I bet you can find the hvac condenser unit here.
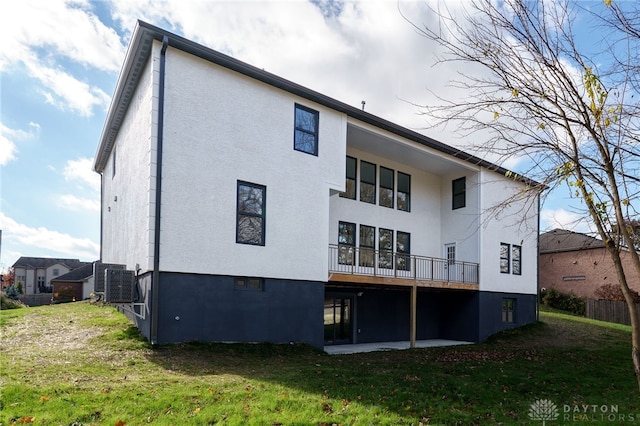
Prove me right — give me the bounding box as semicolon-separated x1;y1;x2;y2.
94;262;126;292
105;269;136;304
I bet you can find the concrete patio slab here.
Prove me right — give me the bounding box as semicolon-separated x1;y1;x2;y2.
324;339;473;355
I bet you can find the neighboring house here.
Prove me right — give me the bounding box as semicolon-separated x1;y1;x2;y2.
12;257;91;295
539;229;640;299
51;263;95;303
93;21;541;349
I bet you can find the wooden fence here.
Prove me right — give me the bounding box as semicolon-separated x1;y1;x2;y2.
585;299;638;326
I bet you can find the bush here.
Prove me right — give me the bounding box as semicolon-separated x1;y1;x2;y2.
4;285;20;300
541;288;585;316
594;283;640;303
1;293;25;310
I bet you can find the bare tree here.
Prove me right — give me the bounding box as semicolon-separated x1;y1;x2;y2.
408;0;640;390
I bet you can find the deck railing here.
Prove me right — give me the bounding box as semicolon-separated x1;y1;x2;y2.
328;244;479;284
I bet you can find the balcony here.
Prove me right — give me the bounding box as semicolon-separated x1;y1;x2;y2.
328;244;479;290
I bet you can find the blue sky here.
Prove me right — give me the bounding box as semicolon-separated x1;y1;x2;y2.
0;0;609;271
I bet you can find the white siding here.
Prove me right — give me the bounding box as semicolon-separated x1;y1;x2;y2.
101;43;158;272
440;171;481;263
478;170;539;294
157;47;345;281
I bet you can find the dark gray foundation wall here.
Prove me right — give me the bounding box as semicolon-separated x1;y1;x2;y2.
151;272;325;348
123;272;324;348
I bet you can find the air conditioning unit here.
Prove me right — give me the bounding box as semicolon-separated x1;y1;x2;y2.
94;262;126;292
105;269;136;304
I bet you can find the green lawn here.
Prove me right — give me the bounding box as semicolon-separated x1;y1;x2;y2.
1;302;639;425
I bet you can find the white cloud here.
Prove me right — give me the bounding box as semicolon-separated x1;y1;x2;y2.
0;122;40;165
540;208;596;234
59;194;100;212
0;212;99;263
63;157;101;192
0;0;123;116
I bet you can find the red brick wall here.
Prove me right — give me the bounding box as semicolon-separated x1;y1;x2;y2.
539;248;640;299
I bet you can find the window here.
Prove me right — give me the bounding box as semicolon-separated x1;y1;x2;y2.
112;146;117;178
397;172;411;212
294;104;319;155
512;245;522;275
502;298;515;323
396;231;411;271
340;156;357;199
452;177;466;209
379;167;394;208
236;181;266;246
500;243;510;273
359;225;375;267
360;161;376;204
53;269;59;276
235;277;264;291
379;228;393;269
338;221;356;265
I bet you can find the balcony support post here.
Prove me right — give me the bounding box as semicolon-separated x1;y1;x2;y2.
410;283;417;349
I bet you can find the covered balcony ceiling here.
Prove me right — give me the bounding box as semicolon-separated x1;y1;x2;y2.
346;123;478;176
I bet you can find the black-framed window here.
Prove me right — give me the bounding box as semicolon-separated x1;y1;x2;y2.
338;221;356;265
112;146;117;178
396;231;411;271
236;181;266;246
379;228;393;269
500;243;510;273
359;225;375;267
452;177;466;210
360;161;376;204
502;298;515;323
379;166;394;208
340;156;357;199
512;245;522;275
294;104;319;155
235;277;264;291
397;172;411;212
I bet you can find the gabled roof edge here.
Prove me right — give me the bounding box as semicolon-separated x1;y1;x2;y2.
94;20;541;187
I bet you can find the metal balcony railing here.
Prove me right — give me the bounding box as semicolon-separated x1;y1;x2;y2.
328;244;479;284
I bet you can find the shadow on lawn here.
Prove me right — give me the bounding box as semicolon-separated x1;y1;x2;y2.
135;320;571;424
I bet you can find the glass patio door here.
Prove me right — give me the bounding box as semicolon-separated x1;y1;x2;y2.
324;297;352;344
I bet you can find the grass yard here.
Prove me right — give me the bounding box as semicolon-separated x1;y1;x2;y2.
1;302;639;425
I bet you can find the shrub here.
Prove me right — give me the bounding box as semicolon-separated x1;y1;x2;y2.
541;288;585;315
1;293;25;309
594;283;640;303
4;285;20;300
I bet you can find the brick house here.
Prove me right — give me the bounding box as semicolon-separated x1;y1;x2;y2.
539;229;640;299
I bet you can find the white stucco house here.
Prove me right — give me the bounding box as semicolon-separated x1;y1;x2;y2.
93;21;542;349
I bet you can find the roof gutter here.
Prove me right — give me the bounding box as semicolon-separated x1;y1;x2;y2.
150;35;169;345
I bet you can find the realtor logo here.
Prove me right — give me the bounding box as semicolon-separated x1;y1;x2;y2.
529;399;559;425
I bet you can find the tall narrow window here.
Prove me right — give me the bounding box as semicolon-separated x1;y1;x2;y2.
359;225;375;267
396;231;411;271
512;245;522;275
379;228;393;269
379;166;394;208
294;104;319;155
236;181;266;246
452;177;466;209
112;146;117;178
360;161;376;204
500;243;510;273
502;298;515;323
340;156;357;199
397;172;411;212
338;221;356;265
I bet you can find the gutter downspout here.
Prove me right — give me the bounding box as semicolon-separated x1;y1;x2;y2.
536;194;541;322
151;36;169;345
